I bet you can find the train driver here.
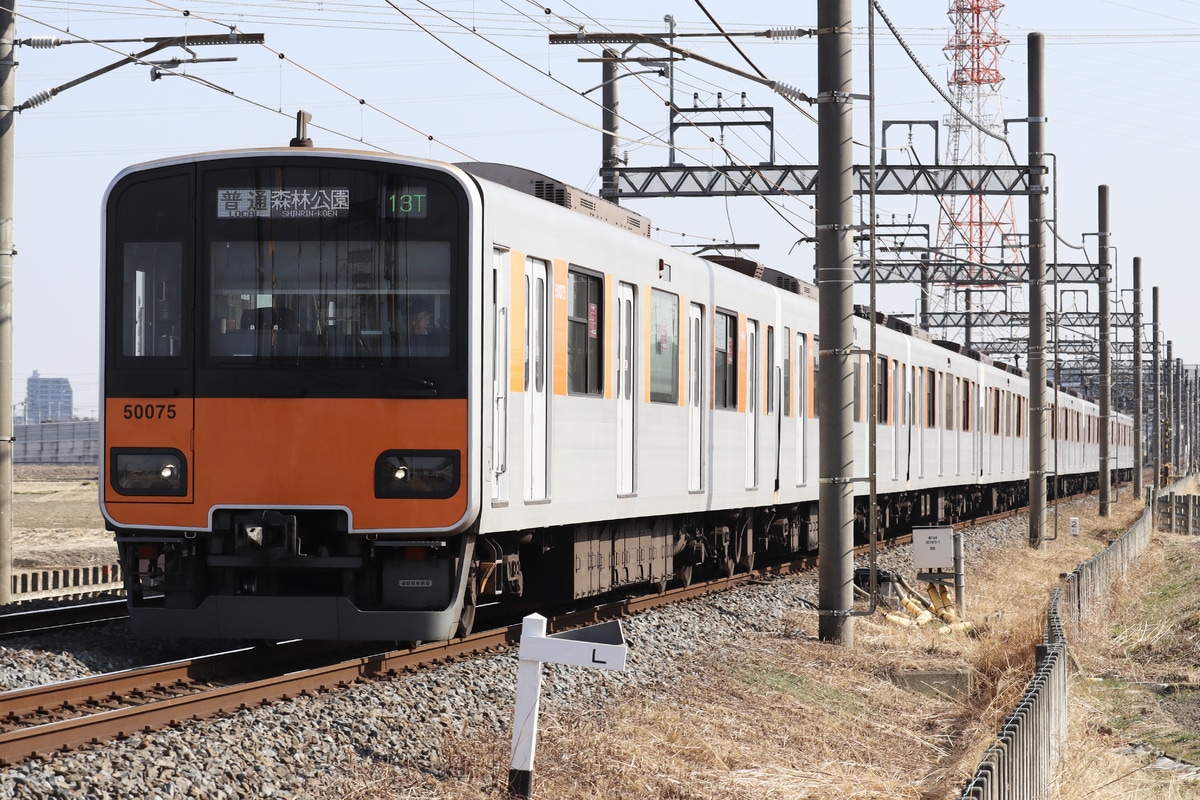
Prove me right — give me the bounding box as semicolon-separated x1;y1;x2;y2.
406;297;448;356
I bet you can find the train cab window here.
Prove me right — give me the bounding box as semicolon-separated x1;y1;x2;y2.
567;268;603;395
714;310;737;409
122;243;184;357
650;289;679;404
207;239;452;361
201;164;463;371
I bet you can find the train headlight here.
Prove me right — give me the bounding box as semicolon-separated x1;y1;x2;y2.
375;450;459;499
110;449;188;496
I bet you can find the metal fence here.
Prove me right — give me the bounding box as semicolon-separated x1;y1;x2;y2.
1157;492;1200;534
959;504;1154;799
9;563;124;603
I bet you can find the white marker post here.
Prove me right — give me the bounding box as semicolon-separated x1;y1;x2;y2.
508;613;627;798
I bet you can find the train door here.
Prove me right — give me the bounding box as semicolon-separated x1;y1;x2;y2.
915;366;923;479
937;371;946;477
904;364;914;481
954;377;962;476
687;303;704;493
616;282;637;495
491;249;510;504
525;257;549;502
1001;391;1009;474
767;325;780;491
975;381;984;478
796;332;808;486
745;319;759;489
893;359;904;480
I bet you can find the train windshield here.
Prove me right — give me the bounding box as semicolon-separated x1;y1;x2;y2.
203;163;463;366
208;238;452;361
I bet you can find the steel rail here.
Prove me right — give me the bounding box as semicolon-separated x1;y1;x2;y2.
0;599;131;639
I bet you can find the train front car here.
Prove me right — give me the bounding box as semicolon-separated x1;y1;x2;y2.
101;151;479;642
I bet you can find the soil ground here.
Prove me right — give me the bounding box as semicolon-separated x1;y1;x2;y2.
10;464;113;569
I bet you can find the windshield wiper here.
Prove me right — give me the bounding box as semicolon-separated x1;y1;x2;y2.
382;369;437;396
220;360;351;389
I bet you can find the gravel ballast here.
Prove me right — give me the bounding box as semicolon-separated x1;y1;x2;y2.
0;510;1056;798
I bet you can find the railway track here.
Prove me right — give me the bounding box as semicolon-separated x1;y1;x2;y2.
0;497;1071;766
0;599;130;639
0;562;798;767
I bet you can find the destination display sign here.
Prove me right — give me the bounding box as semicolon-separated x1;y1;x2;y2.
217;187;351;218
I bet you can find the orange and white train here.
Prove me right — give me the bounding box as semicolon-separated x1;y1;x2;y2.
101;148;1133;641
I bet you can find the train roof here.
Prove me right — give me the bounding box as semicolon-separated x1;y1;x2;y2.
455;162;652;238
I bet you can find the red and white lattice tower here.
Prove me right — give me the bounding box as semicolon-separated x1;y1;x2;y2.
935;0;1019;322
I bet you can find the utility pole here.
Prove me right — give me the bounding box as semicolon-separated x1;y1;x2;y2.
1098;185;1111;515
1027;32;1047;547
1153;288;1161;490
0;0;14;605
1133;257;1143;499
601;48;620;204
816;0;854;647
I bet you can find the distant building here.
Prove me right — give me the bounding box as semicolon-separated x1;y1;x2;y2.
25;370;73;423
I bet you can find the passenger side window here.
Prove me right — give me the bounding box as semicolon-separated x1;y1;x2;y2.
650;289;679;404
567;268;603;395
715;310;737;409
782;327;792;417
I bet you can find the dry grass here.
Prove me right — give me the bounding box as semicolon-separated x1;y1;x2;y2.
323;494;1190;800
1052;526;1200;800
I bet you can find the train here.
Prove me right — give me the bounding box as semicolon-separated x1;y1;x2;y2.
100;146;1134;641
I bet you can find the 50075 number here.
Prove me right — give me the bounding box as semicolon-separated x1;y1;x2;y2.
122;403;177;420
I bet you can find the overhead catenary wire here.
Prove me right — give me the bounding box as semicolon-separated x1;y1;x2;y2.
145;0;482;159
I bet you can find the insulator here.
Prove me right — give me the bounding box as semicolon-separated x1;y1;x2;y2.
768;27;806;40
21;36;64;49
771;82;811;103
20;89;55;110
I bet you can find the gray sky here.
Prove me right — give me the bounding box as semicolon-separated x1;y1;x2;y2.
12;0;1200;416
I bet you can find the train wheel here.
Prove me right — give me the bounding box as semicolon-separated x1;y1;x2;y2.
455;575;478;638
455;604;476;638
675;562;694;588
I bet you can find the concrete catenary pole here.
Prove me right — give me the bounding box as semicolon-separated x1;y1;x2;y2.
601;48;620;205
1027;33;1048;547
1172;352;1180;480
1132;257;1143;499
816;0;854;647
1153;288;1161;489
1097;185;1111;516
1168;340;1175;483
0;1;14;605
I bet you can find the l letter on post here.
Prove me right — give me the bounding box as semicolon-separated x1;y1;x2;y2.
508;613;628;798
